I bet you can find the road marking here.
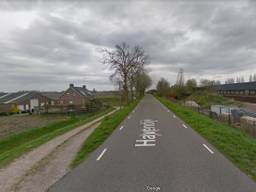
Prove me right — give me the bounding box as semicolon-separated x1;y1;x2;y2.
128;115;131;119
96;148;107;161
135;119;160;147
119;126;124;130
203;144;214;154
167;110;170;113
173;115;176;118
182;124;188;129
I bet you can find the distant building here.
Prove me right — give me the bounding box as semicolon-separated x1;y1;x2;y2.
41;91;63;105
214;82;256;96
0;92;7;97
59;84;94;106
0;91;50;112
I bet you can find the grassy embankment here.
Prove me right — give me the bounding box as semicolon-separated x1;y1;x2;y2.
0;107;114;168
157;97;256;181
72;98;141;167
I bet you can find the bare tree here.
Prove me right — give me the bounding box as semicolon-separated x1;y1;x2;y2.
186;79;197;90
135;72;152;97
157;78;170;97
102;42;148;104
254;74;256;81
249;74;253;82
200;79;215;87
236;76;245;83
214;80;221;85
225;78;235;84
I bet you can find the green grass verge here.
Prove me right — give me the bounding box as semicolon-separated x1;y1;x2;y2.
71;98;141;167
157;96;256;181
0;107;114;168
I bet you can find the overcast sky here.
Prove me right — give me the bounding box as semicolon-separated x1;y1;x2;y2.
1;0;256;92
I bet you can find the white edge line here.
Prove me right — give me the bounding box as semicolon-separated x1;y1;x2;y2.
182;124;188;129
203;144;214;154
119;126;124;130
96;148;107;161
173;115;176;118
128;116;131;119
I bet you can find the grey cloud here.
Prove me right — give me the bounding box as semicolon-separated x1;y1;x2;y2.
0;0;256;92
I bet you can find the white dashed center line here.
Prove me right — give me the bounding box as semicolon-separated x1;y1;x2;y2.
203;144;214;154
119;126;124;130
96;148;107;161
182;124;188;129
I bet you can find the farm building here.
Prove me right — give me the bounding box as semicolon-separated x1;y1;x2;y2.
0;91;50;113
59;84;94;107
0;92;7;97
214;81;256;102
214;82;256;95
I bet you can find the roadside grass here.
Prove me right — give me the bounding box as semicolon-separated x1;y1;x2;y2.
157;97;256;181
0;107;114;168
71;98;141;167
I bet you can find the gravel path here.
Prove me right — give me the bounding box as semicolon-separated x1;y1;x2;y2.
0;109;117;192
12;122;101;192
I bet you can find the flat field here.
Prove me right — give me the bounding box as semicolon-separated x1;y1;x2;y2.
0;114;68;139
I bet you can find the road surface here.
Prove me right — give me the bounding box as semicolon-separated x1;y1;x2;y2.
49;95;256;192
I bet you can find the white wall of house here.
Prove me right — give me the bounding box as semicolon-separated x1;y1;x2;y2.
30;99;39;111
18;105;25;111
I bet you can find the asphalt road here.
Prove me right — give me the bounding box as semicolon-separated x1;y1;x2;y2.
49;95;256;192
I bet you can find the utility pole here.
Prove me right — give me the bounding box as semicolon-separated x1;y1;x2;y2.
176;68;184;87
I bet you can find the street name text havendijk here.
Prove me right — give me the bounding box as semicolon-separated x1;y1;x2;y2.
135;119;160;147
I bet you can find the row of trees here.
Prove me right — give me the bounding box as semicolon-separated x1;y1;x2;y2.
156;68;222;99
156;77;198;99
225;74;256;84
103;43;152;104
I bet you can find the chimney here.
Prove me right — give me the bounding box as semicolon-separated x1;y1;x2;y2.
70;83;74;88
82;85;86;89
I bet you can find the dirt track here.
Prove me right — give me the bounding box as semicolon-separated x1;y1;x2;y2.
12;122;100;192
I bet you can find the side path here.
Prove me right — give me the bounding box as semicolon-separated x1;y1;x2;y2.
0;109;117;192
